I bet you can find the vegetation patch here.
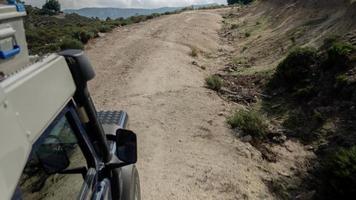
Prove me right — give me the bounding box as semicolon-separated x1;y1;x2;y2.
263;38;356;198
318;146;356;199
60;38;84;50
24;3;187;55
227;110;268;138
227;0;254;5
205;75;223;91
190;46;199;57
268;47;319;92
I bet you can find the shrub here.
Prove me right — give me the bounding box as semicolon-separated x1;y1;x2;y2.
321;35;341;50
205;75;223;91
227;110;267;138
60;38;84;50
245;32;251;37
190;47;199;57
227;0;254;5
42;0;60;15
231;24;239;29
270;47;319;90
325;42;355;69
335;74;350;87
292;85;316;100
99;25;111;33
320;146;356;199
78;31;95;43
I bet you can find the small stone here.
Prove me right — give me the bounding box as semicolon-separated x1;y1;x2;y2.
278;171;290;177
241;135;252;143
280;135;287;141
218;112;224;116
295;190;316;200
306;145;314;151
98;32;106;37
192;61;198;66
272;134;287;144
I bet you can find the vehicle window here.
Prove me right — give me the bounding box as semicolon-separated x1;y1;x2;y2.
16;114;88;200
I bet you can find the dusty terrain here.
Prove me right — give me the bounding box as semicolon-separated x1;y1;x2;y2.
85;8;315;200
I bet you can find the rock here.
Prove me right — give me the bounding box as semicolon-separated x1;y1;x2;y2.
278;171;290;177
200;66;206;70
295;190;316;200
272;134;287;144
233;128;242;137
98;32;106;37
305;145;314;151
241;135;252;143
280;135;287;141
192;61;198;66
218;112;224;116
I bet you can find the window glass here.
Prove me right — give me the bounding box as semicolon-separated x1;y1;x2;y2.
16;114;88;200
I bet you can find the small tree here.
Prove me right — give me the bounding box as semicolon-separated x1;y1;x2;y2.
227;0;254;5
42;0;60;15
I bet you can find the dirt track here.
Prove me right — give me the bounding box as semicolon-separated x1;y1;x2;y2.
86;10;275;200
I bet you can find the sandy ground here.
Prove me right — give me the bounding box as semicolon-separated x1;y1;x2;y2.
85;10;311;200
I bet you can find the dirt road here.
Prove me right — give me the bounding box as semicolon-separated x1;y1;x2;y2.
86;10;274;200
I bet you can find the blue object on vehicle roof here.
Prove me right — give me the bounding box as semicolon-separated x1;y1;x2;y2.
0;45;21;59
7;0;26;12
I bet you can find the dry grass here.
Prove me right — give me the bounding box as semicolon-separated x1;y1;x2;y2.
190;46;199;57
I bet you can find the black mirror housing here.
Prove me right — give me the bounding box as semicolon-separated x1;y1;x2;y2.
116;129;137;164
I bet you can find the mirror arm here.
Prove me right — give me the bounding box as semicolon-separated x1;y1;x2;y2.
105;155;129;170
60;166;88;179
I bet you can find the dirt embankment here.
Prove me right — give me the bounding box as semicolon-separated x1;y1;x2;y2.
217;0;356;199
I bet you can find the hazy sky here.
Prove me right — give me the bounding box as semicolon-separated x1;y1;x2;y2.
24;0;227;9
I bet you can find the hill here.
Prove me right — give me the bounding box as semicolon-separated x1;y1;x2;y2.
214;0;356;199
63;7;181;20
24;5;179;55
63;3;222;20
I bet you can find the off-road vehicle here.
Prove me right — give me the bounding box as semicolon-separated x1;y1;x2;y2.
0;2;141;200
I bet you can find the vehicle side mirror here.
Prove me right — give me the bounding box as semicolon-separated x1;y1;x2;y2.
116;129;137;164
36;136;70;174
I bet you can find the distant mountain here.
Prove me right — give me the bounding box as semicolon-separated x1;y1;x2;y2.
63;7;182;20
63;3;222;20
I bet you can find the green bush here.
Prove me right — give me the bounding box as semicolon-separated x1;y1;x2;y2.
231;24;239;29
292;85;316;100
245;32;251;37
77;30;95;43
60;38;84;50
99;25;111;33
190;47;199;57
320;146;356;199
335;74;350;88
205;75;223;91
325;42;355;69
227;0;254;5
227;110;267;138
42;0;60;15
270;47;319;90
